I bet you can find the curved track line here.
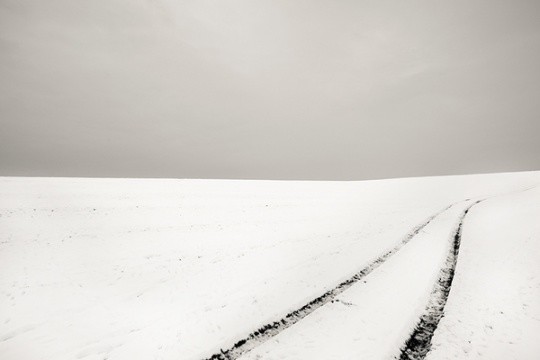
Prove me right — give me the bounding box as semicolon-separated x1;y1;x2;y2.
399;200;483;360
204;203;457;360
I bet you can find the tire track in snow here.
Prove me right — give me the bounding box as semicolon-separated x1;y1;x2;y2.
204;203;457;360
399;200;483;360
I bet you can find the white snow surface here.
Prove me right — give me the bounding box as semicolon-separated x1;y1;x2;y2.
0;172;539;360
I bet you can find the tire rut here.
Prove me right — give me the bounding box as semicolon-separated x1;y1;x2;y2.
399;200;483;360
204;203;456;360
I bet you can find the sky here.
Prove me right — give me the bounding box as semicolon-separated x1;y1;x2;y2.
1;0;539;180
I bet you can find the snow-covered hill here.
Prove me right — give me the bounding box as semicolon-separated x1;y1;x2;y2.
1;172;539;360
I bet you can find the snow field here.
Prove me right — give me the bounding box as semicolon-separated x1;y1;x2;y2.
1;172;539;360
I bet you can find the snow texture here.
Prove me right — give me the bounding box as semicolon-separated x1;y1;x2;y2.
1;172;539;360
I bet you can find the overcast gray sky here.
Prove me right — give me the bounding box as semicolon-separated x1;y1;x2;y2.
1;0;539;180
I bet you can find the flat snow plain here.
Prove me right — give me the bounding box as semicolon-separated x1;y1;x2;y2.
1;172;539;360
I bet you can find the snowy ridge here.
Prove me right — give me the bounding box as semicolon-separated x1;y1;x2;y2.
2;173;540;360
205;204;455;360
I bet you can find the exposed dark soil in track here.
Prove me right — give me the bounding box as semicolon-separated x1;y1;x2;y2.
204;204;455;360
399;200;483;360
